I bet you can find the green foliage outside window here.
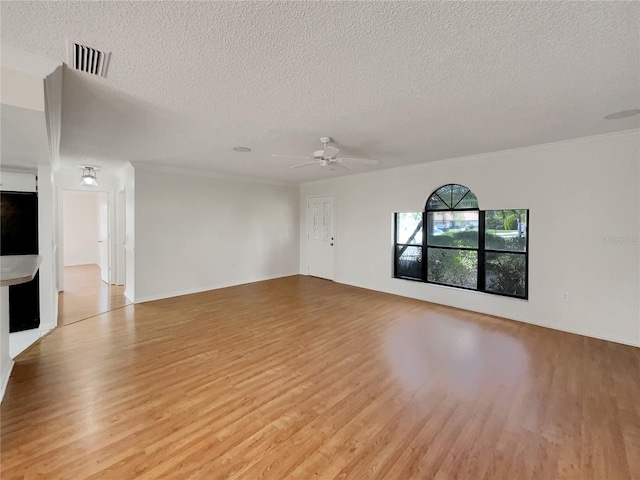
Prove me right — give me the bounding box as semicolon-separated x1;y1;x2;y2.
485;253;526;296
427;248;477;289
393;185;528;299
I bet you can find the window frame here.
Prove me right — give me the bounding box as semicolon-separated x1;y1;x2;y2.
393;185;529;300
480;209;529;299
393;211;424;281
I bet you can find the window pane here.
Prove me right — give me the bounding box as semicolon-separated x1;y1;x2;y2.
313;203;320;240
323;203;330;240
427;211;479;247
427;194;448;210
396;212;423;244
451;185;469;208
485;210;527;252
455;191;479;209
396;246;422;279
434;185;452;207
427;248;478;289
485;252;526;297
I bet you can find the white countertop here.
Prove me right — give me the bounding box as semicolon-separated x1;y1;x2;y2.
0;255;42;287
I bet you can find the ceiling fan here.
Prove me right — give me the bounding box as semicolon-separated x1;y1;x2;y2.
272;136;379;170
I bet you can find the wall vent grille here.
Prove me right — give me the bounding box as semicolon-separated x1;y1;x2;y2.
67;40;110;77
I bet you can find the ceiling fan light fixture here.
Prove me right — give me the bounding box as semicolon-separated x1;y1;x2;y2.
272;136;379;170
80;166;98;186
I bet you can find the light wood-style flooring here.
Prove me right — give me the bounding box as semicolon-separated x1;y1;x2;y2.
2;276;639;479
58;264;130;326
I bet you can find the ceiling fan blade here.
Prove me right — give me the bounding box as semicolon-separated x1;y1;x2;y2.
337;157;379;165
272;154;311;160
289;161;318;169
336;161;350;171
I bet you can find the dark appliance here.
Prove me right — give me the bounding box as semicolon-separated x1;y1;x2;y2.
1;191;40;332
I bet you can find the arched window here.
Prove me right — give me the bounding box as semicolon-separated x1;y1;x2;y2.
425;184;480;290
394;184;528;298
426;184;479;211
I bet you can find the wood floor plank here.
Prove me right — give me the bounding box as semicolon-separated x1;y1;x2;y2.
584;338;637;480
2;275;639;479
58;264;130;326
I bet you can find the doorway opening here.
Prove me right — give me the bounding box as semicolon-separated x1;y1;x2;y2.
59;190;130;326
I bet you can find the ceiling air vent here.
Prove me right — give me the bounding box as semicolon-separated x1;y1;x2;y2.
67;40;110;77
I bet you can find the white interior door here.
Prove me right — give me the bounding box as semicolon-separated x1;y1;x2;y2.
98;193;109;284
308;195;335;280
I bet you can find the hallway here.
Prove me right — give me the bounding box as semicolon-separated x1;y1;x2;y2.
58;264;130;326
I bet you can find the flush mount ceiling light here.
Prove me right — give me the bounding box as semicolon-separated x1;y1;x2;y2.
604;109;640;120
80;166;99;186
232;147;252;152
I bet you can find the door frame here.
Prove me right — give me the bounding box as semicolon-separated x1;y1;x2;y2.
116;188;126;286
97;191;110;284
58;188;116;290
306;194;336;280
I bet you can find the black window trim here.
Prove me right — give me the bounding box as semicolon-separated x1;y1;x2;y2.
393;184;529;300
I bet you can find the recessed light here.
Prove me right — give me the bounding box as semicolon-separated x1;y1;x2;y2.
233;147;251;152
604;109;640;120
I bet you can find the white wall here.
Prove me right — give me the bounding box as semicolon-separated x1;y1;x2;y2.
0;67;44;112
300;130;640;347
134;167;299;302
0;171;37;191
37;165;57;333
116;163;135;301
0;287;11;401
62;190;99;266
115;189;125;285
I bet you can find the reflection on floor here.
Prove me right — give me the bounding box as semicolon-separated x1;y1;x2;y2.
58;264;130;326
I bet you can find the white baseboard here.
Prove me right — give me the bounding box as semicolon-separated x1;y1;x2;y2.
40;325;56;338
326;277;640;349
134;272;299;304
39;324;56;335
1;360;14;403
530;324;640;348
10;329;41;358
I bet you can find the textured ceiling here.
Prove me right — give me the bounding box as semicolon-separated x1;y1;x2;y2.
1;1;639;182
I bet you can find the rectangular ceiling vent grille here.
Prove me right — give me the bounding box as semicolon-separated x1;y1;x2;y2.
67;40;110;77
